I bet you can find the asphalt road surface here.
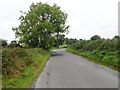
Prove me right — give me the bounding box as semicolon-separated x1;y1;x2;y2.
34;49;118;88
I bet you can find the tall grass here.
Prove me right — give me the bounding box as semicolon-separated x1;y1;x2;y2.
2;48;50;88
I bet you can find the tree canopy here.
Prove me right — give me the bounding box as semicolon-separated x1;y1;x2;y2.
90;35;101;40
12;2;69;49
0;39;7;47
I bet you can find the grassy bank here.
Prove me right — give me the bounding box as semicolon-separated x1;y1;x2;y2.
66;48;119;71
59;44;68;49
2;48;51;88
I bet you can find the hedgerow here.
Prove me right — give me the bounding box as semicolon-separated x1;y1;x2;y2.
67;35;120;70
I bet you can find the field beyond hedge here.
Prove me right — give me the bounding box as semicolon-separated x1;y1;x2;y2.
2;48;50;88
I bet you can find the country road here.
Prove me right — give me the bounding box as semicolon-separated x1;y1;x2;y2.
34;49;118;88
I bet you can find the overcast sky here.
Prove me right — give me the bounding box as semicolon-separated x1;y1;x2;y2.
0;0;119;43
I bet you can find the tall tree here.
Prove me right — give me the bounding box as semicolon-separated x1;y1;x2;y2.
12;2;69;49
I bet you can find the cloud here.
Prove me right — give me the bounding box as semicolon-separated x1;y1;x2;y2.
0;0;119;42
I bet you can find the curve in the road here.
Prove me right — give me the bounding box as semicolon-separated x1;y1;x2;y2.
34;49;118;88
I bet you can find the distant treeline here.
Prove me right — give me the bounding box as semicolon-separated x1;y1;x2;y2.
0;37;78;48
67;35;120;71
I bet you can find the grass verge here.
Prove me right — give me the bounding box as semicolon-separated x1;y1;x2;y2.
2;48;51;88
66;48;119;72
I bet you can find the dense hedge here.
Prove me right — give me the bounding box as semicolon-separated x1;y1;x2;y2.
67;36;120;70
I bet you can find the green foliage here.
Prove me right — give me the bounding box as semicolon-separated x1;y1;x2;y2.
64;38;78;45
8;40;20;48
67;35;120;71
54;34;65;46
0;39;7;47
2;48;50;88
12;2;69;49
59;44;68;49
90;35;101;40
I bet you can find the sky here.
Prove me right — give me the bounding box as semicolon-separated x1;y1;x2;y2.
0;0;119;43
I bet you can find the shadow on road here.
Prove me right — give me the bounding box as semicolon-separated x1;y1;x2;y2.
51;53;63;56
